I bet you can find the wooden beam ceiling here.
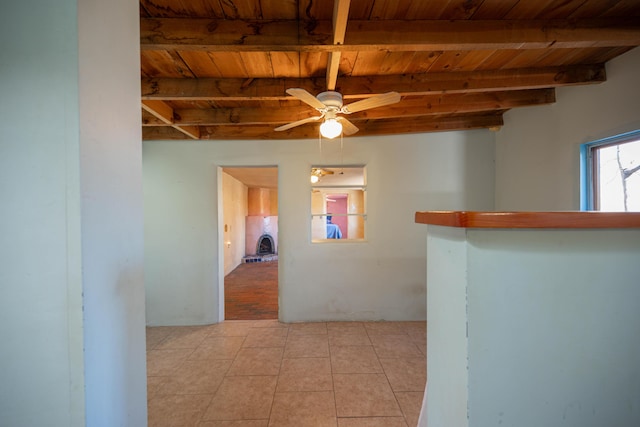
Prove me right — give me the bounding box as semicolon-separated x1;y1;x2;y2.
139;0;640;141
142;89;555;127
140;18;640;52
142;112;505;140
142;64;605;101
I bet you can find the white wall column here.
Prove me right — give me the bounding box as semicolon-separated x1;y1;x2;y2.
420;214;640;427
0;0;145;425
78;0;147;425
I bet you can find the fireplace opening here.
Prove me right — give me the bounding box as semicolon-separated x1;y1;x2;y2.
256;234;275;255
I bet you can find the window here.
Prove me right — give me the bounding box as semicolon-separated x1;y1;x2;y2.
310;166;366;242
582;131;640;211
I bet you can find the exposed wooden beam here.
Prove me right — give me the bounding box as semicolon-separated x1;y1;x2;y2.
141;100;200;139
140;18;640;51
346;18;640;51
356;113;505;135
146;89;553;126
142;109;164;125
326;53;341;91
172;125;200;140
335;65;604;95
141;19;325;51
344;89;554;119
142;113;504;140
141;64;604;101
332;0;350;45
141;100;174;124
326;0;351;91
143;127;189;140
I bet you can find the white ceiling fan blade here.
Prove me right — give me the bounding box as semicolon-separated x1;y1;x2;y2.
286;88;326;110
274;115;323;131
337;117;359;135
341;91;401;114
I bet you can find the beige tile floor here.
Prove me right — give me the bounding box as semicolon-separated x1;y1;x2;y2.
147;320;426;427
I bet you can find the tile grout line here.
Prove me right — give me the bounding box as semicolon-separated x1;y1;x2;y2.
375;324;412;426
327;330;339;423
263;323;287;425
201;328;244;425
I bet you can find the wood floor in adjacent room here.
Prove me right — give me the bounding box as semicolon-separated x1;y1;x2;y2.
147;320;426;426
225;261;278;320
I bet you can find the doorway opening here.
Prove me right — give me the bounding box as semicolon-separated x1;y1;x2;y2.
221;167;279;320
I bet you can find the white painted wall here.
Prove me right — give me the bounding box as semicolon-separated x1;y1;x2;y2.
143;130;495;325
0;0;146;425
78;0;147;425
495;48;640;210
466;229;640;427
422;226;470;427
0;2;84;425
423;227;640;427
222;172;248;274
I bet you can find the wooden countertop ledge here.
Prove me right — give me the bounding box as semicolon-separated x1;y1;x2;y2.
415;211;640;229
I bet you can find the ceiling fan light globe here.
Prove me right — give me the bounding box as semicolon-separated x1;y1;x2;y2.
320;118;342;139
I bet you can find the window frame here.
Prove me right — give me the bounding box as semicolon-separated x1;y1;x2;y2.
310;165;367;243
581;130;640;211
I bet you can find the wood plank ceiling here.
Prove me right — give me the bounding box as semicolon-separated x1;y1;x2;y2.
140;0;640;140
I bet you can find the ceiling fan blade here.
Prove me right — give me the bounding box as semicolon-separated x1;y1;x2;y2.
286;88;326;110
274;115;323;132
337;117;359;135
341;91;401;114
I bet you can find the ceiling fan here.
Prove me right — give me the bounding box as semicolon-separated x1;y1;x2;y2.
275;88;401;139
310;167;334;183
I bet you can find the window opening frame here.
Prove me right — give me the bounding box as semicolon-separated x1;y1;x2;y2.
310;165;367;243
581;130;640;211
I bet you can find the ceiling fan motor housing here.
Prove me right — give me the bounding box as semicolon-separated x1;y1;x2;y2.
317;91;344;109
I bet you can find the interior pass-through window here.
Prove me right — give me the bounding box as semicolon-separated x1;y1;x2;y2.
310;166;366;242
